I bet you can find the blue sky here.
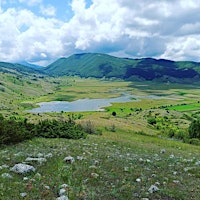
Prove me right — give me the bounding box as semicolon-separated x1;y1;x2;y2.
0;0;200;66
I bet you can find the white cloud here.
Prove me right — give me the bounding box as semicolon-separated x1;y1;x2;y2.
40;4;56;17
1;0;200;65
161;35;200;61
0;8;63;64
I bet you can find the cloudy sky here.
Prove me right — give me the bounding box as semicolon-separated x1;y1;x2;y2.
0;0;200;66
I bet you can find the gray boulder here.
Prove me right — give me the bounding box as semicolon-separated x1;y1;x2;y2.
11;163;35;174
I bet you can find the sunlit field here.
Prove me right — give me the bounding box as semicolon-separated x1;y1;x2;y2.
1;76;200;199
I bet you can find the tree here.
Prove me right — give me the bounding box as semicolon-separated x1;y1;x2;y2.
112;111;117;116
188;119;200;139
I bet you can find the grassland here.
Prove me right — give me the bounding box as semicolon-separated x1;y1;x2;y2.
1;131;200;200
0;75;200;199
168;103;200;112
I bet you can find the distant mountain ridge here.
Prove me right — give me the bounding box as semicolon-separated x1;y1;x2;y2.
44;53;200;81
1;53;200;82
17;61;43;69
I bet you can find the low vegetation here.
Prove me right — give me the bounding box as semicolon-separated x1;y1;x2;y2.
0;68;200;199
0;131;199;199
0;115;87;146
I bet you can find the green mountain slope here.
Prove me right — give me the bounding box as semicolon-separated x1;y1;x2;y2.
0;62;42;75
44;53;200;81
44;53;139;78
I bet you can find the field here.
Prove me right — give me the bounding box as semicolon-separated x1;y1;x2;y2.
0;76;200;199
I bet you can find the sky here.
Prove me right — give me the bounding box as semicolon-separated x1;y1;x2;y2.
0;0;200;66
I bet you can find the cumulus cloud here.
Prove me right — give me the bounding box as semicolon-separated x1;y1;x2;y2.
40;4;56;17
0;8;63;63
0;0;200;65
161;35;200;61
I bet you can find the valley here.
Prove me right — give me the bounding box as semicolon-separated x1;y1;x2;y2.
0;56;200;199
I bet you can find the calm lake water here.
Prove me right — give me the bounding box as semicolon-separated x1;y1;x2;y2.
28;94;135;113
28;94;173;113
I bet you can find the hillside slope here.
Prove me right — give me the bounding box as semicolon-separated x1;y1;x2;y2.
0;66;53;114
44;53;200;81
0;62;42;75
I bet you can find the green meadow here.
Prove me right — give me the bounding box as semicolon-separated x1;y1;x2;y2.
0;75;200;199
168;103;200;112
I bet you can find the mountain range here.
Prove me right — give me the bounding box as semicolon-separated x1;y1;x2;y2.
1;53;200;82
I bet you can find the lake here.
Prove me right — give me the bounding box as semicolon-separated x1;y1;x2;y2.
28;94;135;113
28;94;176;113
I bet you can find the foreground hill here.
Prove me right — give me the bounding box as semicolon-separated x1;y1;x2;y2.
44;53;200;81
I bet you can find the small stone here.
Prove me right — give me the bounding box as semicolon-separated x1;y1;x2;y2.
169;154;175;159
155;181;160;186
139;158;144;162
44;185;50;190
1;173;13;179
57;195;69;200
89;165;97;169
76;156;83;160
45;153;53;158
25;157;47;164
59;188;66;196
60;184;68;188
124;167;129;172
173;180;180;184
37;153;44;157
195;161;200;165
91;173;99;178
136;178;141;182
20;193;27;198
148;185;159;193
11;163;35;174
1;164;9;169
93;160;99;165
160;149;166;154
64;156;75;164
14;152;23;156
23;177;29;181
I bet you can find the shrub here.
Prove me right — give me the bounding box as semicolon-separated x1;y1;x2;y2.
0;117;34;145
188;119;200;139
112;111;117;116
147;117;156;125
189;138;200;146
82;120;96;134
35;119;87;139
0;114;87;146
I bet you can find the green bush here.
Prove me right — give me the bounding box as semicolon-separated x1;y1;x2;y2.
0;117;34;145
147;117;157;125
0;114;87;146
188;119;200;139
35;119;87;139
189;138;200;145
